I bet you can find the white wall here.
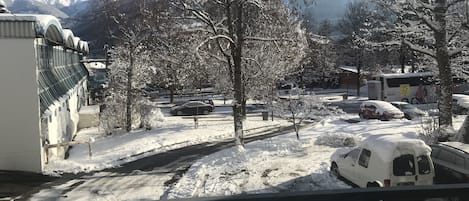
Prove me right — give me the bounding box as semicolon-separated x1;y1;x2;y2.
46;79;87;159
0;38;43;172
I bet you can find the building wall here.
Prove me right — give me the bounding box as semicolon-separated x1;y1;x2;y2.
37;43;88;160
0;38;43;172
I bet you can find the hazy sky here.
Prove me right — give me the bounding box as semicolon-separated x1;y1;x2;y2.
303;0;352;24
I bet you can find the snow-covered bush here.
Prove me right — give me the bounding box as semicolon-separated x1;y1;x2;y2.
315;133;360;147
419;116;456;144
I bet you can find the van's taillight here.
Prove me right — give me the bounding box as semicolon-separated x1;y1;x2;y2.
384;179;391;187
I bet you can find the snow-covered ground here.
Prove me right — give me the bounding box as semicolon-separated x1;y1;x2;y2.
44;113;290;175
33;114;466;200
167;115;466;198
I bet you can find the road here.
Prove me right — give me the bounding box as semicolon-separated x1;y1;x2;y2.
21;123;299;201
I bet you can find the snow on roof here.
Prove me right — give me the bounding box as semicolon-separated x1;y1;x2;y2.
339;66;358;74
390;101;409;105
84;62;106;69
440;142;469;154
0;14;88;54
62;29;75;49
372;72;433;79
361;134;431;163
361;100;403;115
73;36;80;49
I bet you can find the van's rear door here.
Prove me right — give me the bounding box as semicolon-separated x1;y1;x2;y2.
391;154;434;186
415;155;434;185
392;154;417;186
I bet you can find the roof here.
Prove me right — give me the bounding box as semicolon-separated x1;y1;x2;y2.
361;134;431;162
371;72;434;79
0;14;89;55
340;66;358;74
440;142;469;154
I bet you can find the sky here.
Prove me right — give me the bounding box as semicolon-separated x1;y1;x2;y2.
301;0;352;25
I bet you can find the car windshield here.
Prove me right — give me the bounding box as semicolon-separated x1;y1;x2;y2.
3;0;469;200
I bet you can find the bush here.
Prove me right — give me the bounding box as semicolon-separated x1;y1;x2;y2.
315;133;360;147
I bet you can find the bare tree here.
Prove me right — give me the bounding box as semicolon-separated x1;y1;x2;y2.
274;94;343;140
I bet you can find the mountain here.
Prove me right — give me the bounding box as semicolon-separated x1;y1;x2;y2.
7;0;86;8
5;0;88;18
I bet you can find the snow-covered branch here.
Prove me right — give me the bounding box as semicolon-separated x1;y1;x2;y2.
403;40;436;58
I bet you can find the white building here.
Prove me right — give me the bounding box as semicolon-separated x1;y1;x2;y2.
0;14;89;173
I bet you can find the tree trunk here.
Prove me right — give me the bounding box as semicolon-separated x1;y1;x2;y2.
294;122;299;140
400;41;406;73
170;87;175;104
356;59;361;97
125;48;134;132
435;0;453;129
241;99;247;119
231;2;244;146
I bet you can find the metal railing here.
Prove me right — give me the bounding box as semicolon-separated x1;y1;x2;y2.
44;140;92;164
173;183;469;201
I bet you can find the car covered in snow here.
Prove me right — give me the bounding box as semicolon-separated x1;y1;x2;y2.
390;102;427;120
330;134;434;187
359;100;404;120
430;142;469;184
170;101;214;116
452;94;469;115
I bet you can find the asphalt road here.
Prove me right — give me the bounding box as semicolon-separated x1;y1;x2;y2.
14;124;299;200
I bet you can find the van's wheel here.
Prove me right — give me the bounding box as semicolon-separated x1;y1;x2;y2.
330;162;340;178
411;98;419;104
177;111;183;116
366;181;381;188
203;110;209;115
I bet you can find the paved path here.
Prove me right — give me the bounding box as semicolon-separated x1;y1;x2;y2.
18;124;300;200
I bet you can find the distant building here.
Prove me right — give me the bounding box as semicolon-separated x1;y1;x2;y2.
0;14;89;172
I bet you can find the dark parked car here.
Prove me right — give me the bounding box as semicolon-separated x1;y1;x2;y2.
430;142;469;184
170;101;214;116
390;102;427;120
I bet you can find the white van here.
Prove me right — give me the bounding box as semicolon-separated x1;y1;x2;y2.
330;134;434;187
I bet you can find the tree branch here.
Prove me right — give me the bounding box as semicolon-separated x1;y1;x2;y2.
403;40;436;58
449;39;469;58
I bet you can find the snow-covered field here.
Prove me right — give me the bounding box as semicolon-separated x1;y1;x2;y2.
44;113;290;175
